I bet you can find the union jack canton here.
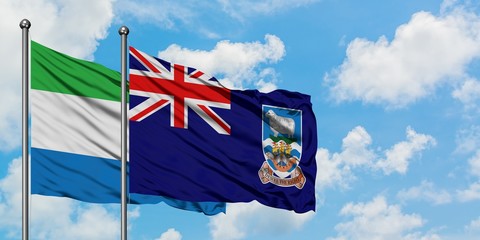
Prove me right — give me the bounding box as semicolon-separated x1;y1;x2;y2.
129;47;231;135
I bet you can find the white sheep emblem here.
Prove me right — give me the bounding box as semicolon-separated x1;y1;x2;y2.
265;110;295;138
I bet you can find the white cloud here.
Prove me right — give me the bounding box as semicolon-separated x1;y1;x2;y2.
340;126;376;167
12;0;114;60
218;0;319;21
254;68;279;93
403;232;442;240
0;158;23;232
468;150;480;178
326;7;480;108
375;127;436;175
128;206;140;219
35;203;119;240
440;0;459;13
457;182;480;202
115;0;193;30
455;125;480;154
155;228;182;240
465;216;480;233
158;34;285;91
316;126;436;191
328;196;429;240
315;148;354;191
452;78;480;111
0;158;120;239
456;149;480;202
116;0;318;38
208;201;314;240
0;0;115;151
396;180;452;205
315;126;375;191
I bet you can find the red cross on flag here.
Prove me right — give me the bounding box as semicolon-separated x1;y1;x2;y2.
129;47;231;135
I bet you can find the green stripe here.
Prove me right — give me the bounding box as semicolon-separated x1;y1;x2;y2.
31;41;121;102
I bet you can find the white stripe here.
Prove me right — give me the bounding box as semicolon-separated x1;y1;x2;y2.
187;100;230;135
131;49;173;79
130;65;224;88
186;70;224;88
31;90;120;160
129;90;173;123
188;98;231;109
130;69;167;79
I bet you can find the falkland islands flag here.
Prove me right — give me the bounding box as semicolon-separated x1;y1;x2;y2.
30;41;225;215
129;47;317;213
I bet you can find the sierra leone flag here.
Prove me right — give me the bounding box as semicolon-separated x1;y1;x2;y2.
30;41;225;215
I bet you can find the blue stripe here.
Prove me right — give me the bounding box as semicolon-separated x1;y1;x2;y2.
31;148;225;215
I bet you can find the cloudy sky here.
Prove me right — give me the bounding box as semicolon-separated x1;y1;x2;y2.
1;0;480;239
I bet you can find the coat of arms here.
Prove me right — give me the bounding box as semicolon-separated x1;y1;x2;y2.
259;105;306;189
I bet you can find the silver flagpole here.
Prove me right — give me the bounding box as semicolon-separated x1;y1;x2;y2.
119;25;129;240
20;19;31;240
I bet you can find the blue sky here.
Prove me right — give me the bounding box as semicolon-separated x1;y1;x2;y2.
2;0;480;239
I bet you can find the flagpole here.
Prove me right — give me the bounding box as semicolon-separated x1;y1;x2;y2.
119;25;129;240
20;18;31;240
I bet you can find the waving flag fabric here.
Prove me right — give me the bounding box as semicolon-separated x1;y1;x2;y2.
129;47;317;213
30;41;225;215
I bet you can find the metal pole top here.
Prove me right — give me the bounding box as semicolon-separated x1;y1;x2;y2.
118;26;129;36
19;19;31;29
